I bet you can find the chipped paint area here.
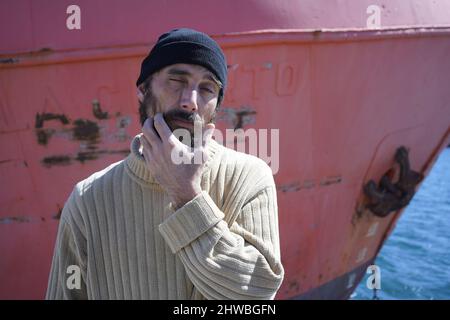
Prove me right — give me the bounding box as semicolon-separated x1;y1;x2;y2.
72;119;100;143
278;176;342;192
0;216;46;224
217;106;257;130
92;99;108;119
35;112;69;128
41;149;129;167
366;222;379;237
356;247;368;263
346;272;357;289
320;175;342;186
32;99;133;167
53;207;62;220
277;180;314;192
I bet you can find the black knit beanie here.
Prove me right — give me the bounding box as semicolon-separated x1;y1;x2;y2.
136;28;227;102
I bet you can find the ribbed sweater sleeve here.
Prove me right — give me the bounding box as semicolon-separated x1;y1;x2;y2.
158;166;284;299
46;189;88;300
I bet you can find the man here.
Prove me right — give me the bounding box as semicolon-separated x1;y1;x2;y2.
46;28;284;300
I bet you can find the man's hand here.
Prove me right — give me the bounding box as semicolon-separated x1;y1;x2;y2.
140;113;215;209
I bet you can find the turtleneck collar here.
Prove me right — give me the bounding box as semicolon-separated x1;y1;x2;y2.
125;133;221;187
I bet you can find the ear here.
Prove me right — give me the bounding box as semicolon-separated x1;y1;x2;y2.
137;85;145;103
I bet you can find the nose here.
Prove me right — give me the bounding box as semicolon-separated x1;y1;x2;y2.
180;88;198;112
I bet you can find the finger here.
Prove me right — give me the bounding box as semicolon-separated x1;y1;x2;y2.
192;117;204;149
203;123;216;147
140;134;152;152
140;135;154;162
142;117;160;145
153;113;174;142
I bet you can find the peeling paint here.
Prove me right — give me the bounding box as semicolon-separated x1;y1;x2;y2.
35;112;69;129
35;112;70;145
277;179;317;192
36;128;54;145
313;29;322;38
38;47;53;53
355;247;368;263
366;222;379;237
303;180;316;189
75;149;129;163
0;58;19;64
72;119;100;142
0;216;47;224
75;151;99;163
218;107;257;130
92;99;108;119
41;149;129;167
278;182;301;193
287;280;300;292
320;175;342;186
53;207;62;220
41;155;71;167
117;116;131;129
346;273;356;289
0;216;31;223
233;109;257;130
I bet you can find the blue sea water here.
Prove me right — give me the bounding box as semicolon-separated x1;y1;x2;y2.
352;147;450;300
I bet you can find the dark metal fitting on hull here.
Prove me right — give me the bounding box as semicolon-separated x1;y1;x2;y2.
363;146;424;217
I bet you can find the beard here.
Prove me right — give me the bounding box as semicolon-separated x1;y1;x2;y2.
139;89;214;148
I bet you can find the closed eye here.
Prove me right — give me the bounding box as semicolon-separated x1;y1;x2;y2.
169;78;184;83
200;86;215;94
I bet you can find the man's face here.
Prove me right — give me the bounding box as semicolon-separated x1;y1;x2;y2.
138;63;221;138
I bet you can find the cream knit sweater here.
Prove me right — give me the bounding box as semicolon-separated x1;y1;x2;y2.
46;134;284;299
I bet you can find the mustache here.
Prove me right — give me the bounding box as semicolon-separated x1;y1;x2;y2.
163;109;201;125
